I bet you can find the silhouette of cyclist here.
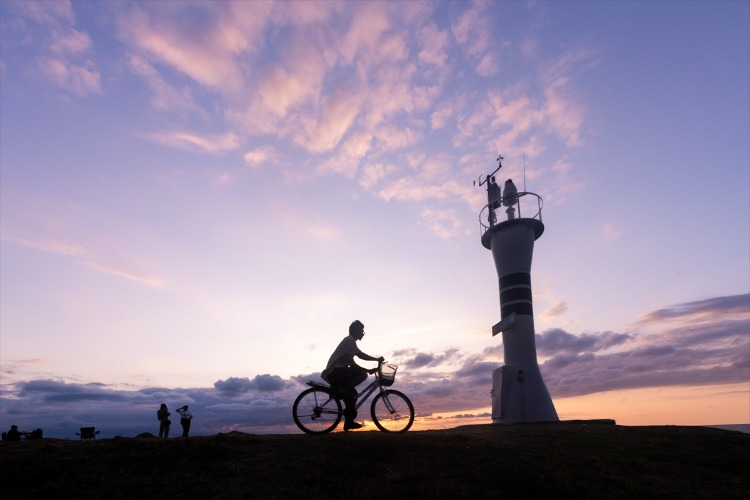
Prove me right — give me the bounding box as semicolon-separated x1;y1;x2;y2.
321;320;384;431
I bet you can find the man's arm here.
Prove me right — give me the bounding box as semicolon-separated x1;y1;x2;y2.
355;352;385;363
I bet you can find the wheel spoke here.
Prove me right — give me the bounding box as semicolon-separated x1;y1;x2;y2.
293;388;342;434
371;390;414;433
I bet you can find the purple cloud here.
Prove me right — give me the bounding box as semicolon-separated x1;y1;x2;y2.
391;348;462;369
536;329;631;356
636;294;749;324
1;294;746;437
214;374;291;396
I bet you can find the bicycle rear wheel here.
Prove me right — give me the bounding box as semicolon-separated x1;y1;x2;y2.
370;389;414;433
292;387;342;434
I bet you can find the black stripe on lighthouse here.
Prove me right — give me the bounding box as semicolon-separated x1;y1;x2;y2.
499;272;533;318
500;272;531;288
500;287;532;303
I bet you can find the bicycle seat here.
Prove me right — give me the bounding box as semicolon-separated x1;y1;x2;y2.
306;381;353;398
306;381;331;390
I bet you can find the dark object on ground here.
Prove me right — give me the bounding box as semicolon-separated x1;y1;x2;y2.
27;429;43;440
1;423;748;499
75;427;101;440
2;428;43;441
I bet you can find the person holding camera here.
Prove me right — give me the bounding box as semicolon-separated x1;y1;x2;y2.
176;405;193;437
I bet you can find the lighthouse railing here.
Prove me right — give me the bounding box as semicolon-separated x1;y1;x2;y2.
479;191;544;238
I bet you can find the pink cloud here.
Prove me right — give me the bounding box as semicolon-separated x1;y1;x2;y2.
120;3;266;93
128;55;196;112
9;0;75;26
4;233;165;289
543;301;569;318
50;29;91;55
418;23;450;67
148;131;240;152
37;57;101;95
243;147;279;168
293;90;362;153
339;3;393;65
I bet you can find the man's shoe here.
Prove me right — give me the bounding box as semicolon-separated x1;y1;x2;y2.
343;421;363;431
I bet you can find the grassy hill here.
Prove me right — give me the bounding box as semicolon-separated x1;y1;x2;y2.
1;422;748;499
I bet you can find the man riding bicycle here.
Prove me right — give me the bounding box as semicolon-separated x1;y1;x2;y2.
321;320;384;431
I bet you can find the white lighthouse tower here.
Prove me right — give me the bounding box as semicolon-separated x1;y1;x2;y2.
479;156;558;423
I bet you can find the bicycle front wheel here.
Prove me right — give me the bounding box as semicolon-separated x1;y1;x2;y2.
292;387;342;434
371;389;414;433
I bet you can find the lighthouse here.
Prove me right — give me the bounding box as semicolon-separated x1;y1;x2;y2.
479;157;558;424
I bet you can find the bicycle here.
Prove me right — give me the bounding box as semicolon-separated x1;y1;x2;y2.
292;362;415;434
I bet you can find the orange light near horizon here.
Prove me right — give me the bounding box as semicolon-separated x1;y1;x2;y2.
554;382;750;426
403;382;750;432
410;409;493;432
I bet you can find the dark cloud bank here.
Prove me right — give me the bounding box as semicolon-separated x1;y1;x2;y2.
1;294;747;438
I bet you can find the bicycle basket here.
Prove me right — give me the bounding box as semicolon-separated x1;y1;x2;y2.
378;364;398;386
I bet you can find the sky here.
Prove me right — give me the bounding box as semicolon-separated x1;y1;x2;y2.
0;0;748;439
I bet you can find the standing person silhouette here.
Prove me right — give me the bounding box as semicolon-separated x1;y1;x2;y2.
321;320;384;431
4;425;22;441
157;403;171;438
176;405;192;437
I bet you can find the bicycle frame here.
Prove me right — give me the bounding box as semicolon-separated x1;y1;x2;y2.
353;378;384;411
307;374;393;416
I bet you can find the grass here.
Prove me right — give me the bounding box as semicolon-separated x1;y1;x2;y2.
1;422;748;499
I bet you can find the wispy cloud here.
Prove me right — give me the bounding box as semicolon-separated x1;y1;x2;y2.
635;295;749;326
147;131;240;152
118;2;266;93
542;301;569;319
37;57;101;96
4;2;593;244
243;146;280;167
108;0;591;231
451;1;494;70
418;207;466;239
8;0;101;96
2;231;165;289
128;55;197;113
603;223;623;240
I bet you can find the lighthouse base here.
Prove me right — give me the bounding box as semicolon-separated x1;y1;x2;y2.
491;366;559;424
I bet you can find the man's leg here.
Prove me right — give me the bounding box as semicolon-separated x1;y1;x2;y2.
343;393;357;421
343;366;368;429
330;367;362;425
341;366;368;393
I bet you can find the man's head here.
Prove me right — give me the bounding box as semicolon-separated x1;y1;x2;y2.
349;320;365;340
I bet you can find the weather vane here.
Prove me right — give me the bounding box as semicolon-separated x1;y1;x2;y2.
474;153;504;187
